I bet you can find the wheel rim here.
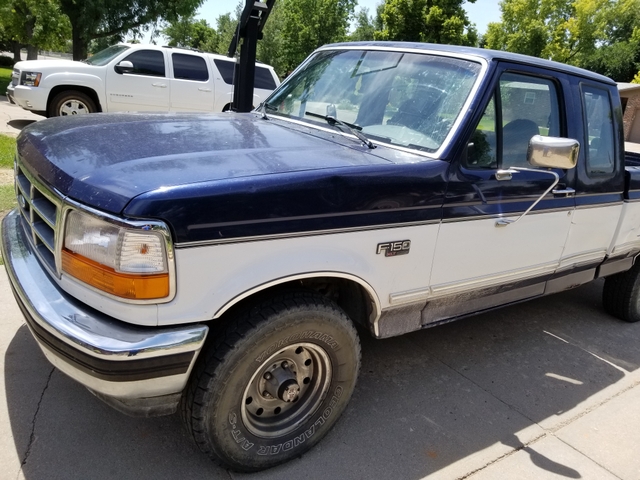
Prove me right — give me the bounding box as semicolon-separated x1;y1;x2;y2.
60;99;90;115
241;342;332;438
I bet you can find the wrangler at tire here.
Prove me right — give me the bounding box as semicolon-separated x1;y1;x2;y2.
181;291;361;472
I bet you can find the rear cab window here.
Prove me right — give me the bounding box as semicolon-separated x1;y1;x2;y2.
581;85;616;176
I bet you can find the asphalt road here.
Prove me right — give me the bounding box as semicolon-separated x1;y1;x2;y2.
1;98;640;479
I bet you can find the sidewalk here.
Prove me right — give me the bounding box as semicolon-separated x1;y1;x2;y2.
0;95;42;137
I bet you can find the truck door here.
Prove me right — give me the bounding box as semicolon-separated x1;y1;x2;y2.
105;49;170;112
170;52;215;112
561;82;625;277
427;67;576;324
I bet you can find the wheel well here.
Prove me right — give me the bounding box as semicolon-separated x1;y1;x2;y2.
215;277;376;334
47;85;102;114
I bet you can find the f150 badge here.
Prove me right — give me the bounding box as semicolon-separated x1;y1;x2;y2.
377;240;411;257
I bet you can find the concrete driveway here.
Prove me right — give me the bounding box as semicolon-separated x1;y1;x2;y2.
0;96;42;137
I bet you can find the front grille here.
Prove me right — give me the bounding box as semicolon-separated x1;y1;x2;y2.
15;158;63;274
11;69;19;86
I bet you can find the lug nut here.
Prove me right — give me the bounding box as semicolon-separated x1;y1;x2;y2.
282;361;289;369
264;372;272;380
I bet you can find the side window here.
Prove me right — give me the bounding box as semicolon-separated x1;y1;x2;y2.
172;53;209;81
467;95;497;168
255;66;277;90
466;72;561;169
121;50;165;77
214;59;277;90
214;59;235;84
582;86;615;175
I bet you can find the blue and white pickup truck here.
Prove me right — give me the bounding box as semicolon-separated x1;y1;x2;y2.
2;42;639;471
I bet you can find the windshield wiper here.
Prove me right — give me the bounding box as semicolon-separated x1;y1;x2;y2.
305;111;376;149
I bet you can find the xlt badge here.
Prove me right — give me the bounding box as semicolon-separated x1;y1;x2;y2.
377;240;411;257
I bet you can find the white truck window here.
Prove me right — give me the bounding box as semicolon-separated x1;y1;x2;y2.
121;50;165;77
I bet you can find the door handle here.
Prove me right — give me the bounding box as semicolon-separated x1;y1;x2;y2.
495;169;519;181
198;87;212;92
552;187;575;197
152;83;167;88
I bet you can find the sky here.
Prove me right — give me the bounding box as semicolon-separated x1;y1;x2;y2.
194;0;502;35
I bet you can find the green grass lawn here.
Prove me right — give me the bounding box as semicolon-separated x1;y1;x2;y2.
0;134;16;265
0;67;12;96
0;183;16;265
0;184;16;211
0;134;16;169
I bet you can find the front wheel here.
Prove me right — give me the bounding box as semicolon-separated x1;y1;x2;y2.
48;90;97;117
182;291;361;472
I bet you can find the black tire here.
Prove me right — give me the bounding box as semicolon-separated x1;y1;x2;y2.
48;90;97;117
181;291;361;472
603;260;640;322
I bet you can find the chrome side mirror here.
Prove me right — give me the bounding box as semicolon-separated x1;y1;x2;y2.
527;135;579;169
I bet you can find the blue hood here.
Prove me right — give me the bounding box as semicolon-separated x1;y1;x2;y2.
17;112;392;213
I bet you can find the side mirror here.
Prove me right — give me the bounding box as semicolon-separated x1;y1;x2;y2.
115;60;134;74
527;135;579;169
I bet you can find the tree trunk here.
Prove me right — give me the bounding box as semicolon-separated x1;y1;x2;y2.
72;25;88;61
11;41;22;62
24;18;38;60
26;45;38;60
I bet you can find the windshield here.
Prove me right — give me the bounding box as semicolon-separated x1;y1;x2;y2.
266;49;482;153
85;45;130;66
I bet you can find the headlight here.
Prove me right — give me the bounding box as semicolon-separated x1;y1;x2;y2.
21;72;42;87
61;210;170;300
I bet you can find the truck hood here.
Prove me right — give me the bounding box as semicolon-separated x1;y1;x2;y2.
17;112;394;213
14;59;85;72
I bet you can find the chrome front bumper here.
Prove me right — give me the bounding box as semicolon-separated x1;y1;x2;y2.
1;210;208;413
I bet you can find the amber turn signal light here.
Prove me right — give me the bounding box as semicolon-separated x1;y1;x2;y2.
62;248;169;300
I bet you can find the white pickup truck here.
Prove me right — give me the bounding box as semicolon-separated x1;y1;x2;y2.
6;43;280;116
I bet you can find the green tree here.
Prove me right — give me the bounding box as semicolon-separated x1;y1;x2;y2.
58;0;204;60
485;0;640;81
374;0;478;46
279;0;357;72
213;12;240;55
163;15;218;51
349;7;376;41
257;1;287;76
0;0;70;60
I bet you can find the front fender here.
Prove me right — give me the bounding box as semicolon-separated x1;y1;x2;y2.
156;223;440;327
41;72;106;108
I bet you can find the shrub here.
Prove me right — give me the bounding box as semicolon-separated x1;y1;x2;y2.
0;56;15;68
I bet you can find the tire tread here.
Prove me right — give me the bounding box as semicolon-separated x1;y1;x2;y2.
602;261;640;322
180;290;360;471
